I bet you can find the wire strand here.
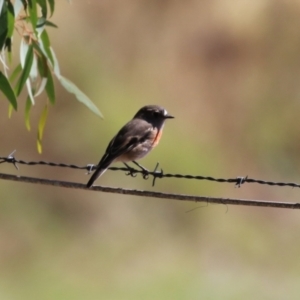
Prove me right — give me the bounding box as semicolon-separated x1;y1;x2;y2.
1;153;300;189
0;172;299;210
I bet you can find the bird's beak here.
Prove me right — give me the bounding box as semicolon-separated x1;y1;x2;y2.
165;114;174;119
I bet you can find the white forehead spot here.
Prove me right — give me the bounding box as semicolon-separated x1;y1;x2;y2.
163;109;168;116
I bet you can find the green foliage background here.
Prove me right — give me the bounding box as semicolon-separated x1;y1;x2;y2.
0;0;102;153
1;1;300;299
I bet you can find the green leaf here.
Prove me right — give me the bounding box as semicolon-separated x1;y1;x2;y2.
6;0;14;38
47;0;55;16
45;20;58;28
37;53;47;76
47;46;60;76
32;39;44;56
0;0;4;13
27;0;37;30
37;0;47;18
5;37;11;54
9;64;22;82
58;75;103;118
8;103;13;118
0;71;17;110
15;43;34;96
26;77;35;104
40;29;50;48
25;96;32;130
29;52;38;81
0;1;8;50
0;30;8;51
34;77;47;97
39;29;54;65
36;54;55;102
37;104;48;153
45;67;55;104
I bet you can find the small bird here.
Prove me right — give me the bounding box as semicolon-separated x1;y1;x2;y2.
86;105;174;188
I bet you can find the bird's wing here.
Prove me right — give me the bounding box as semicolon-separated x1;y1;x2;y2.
98;119;152;166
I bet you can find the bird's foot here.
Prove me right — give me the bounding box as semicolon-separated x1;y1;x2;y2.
132;161;150;179
124;163;138;177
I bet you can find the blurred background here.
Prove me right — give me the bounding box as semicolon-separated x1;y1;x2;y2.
1;0;300;299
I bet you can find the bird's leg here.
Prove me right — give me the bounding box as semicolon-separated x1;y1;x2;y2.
132;161;150;176
123;162;137;177
123;161;150;179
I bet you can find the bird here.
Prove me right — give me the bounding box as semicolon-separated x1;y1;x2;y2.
86;105;174;188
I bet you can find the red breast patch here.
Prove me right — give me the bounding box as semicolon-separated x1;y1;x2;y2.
152;129;163;147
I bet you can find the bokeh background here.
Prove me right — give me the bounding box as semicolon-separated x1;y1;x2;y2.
1;0;300;299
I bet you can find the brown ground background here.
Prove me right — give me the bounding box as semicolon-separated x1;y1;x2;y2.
1;1;300;299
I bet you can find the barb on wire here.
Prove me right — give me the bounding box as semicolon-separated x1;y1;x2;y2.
1;152;300;189
235;176;248;188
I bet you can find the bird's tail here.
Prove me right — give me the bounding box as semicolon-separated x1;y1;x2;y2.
86;167;108;188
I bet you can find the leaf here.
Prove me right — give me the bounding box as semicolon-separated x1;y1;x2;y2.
9;64;22;82
26;77;35;104
5;37;11;55
15;42;34;96
34;53;49;100
35;54;47;96
34;77;47;97
0;0;4;14
37;0;47;18
45;67;55;104
32;39;44;56
45;20;57;28
40;28;50;47
0;71;17;110
49;46;60;76
0;52;8;75
0;1;8;51
29;51;38;81
25;96;32;130
37;104;48;153
27;0;37;29
37;52;47;76
39;29;53;65
0;29;7;52
47;0;54;16
6;0;14;38
8;103;13;118
58;75;103;118
20;38;29;66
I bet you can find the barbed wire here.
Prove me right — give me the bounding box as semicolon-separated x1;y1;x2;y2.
1;151;300;210
0;172;299;210
1;151;300;189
